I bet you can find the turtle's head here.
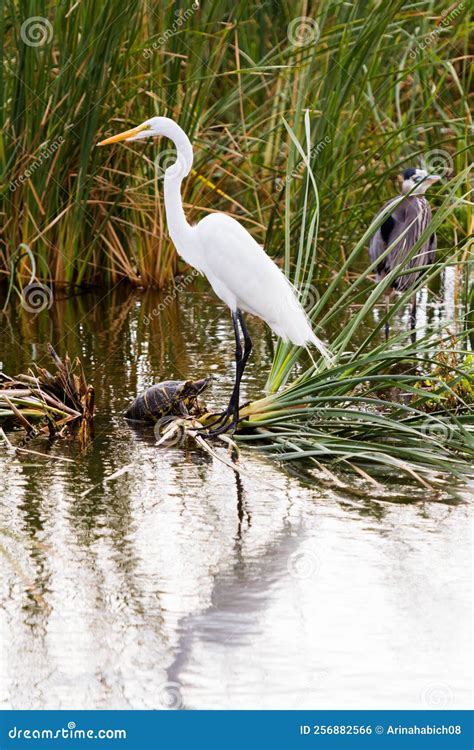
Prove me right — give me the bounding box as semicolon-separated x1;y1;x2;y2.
181;376;212;415
188;376;213;396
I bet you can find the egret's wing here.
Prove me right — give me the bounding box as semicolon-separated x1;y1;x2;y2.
196;213;325;350
197;214;290;312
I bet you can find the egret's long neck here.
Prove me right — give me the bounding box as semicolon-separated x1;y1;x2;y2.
164;171;192;248
162;127;195;259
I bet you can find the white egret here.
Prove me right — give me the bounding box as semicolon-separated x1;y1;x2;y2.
99;117;329;434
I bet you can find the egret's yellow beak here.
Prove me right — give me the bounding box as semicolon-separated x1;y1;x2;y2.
98;123;149;146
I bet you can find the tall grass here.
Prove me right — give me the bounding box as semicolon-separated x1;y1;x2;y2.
1;0;471;289
233;114;473;485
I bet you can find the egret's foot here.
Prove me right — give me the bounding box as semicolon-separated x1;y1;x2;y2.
205;401;248;434
206;415;238;437
204;409;231;430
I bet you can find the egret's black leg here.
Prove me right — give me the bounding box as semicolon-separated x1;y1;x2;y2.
207;310;252;436
205;312;242;430
207;311;243;434
223;310;252;429
225;311;245;426
238;309;253;368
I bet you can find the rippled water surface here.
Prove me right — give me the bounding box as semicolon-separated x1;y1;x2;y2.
0;286;471;709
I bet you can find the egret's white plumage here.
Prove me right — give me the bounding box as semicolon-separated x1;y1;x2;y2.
192;213;322;348
99;116;329;358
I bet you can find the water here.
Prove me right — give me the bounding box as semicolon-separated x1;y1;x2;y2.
0;285;471;709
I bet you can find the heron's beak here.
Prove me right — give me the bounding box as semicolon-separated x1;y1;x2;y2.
426;174;441;184
97;123;149;146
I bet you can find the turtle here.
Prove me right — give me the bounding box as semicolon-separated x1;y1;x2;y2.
125;377;212;422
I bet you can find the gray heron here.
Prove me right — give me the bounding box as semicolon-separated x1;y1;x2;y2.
369;167;440;337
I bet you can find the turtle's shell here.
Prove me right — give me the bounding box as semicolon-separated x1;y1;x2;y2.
125;377;211;422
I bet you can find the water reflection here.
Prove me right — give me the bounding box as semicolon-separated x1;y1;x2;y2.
0;284;471;709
